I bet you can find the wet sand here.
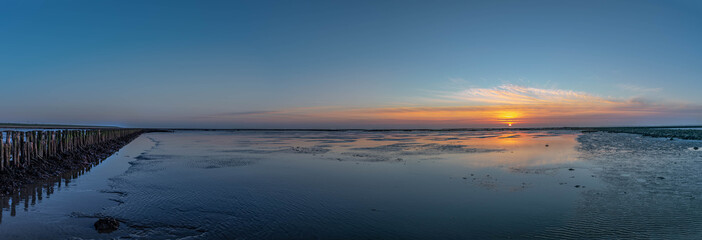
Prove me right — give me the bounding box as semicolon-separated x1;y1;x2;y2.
1;130;701;239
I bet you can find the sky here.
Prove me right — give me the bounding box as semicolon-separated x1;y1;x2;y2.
1;0;701;128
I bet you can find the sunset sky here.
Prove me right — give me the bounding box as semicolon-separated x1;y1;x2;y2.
1;0;701;128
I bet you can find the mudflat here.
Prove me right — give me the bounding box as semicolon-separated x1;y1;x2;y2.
1;130;701;239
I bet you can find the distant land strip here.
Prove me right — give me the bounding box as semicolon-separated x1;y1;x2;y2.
3;123;701;140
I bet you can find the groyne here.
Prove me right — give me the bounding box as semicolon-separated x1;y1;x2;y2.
0;129;147;195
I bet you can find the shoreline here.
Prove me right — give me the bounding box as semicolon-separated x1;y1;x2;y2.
0;127;698;197
0;131;145;196
167;127;702;140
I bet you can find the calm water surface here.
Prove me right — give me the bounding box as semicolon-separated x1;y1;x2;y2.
1;130;701;239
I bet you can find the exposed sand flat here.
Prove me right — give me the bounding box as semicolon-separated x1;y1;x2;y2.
1;130;700;239
593;127;702;140
533;132;702;239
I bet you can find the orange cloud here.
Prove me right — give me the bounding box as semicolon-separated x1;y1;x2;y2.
205;85;702;128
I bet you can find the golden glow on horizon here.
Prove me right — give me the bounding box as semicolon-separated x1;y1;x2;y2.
206;84;696;127
497;110;521;125
499;111;519;119
210;104;665;127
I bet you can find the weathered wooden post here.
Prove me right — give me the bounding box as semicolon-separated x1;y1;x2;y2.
1;132;5;171
3;132;7;170
21;132;26;166
20;132;25;166
12;132;16;167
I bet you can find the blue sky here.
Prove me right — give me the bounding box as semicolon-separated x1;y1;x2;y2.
1;0;701;128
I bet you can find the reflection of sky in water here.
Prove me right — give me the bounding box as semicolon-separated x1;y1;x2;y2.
2;130;701;239
217;130;581;168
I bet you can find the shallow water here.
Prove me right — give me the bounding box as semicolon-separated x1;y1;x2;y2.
1;130;701;239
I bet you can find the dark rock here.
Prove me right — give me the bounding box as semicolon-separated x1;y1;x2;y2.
94;217;120;233
694;147;699;150
657;176;665;180
574;185;581;188
568;168;574;171
545;144;549;147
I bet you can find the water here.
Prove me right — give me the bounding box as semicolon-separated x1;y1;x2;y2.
1;130;701;239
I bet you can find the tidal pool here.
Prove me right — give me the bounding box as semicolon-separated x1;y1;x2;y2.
1;130;701;239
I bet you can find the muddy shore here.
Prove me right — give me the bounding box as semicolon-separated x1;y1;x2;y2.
0;131;146;196
591;127;702;140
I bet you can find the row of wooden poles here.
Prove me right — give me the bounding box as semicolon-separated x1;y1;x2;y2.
0;129;141;171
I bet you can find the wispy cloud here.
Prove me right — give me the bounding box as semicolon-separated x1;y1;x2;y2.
447;84;614;105
617;84;662;93
212;111;281;117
